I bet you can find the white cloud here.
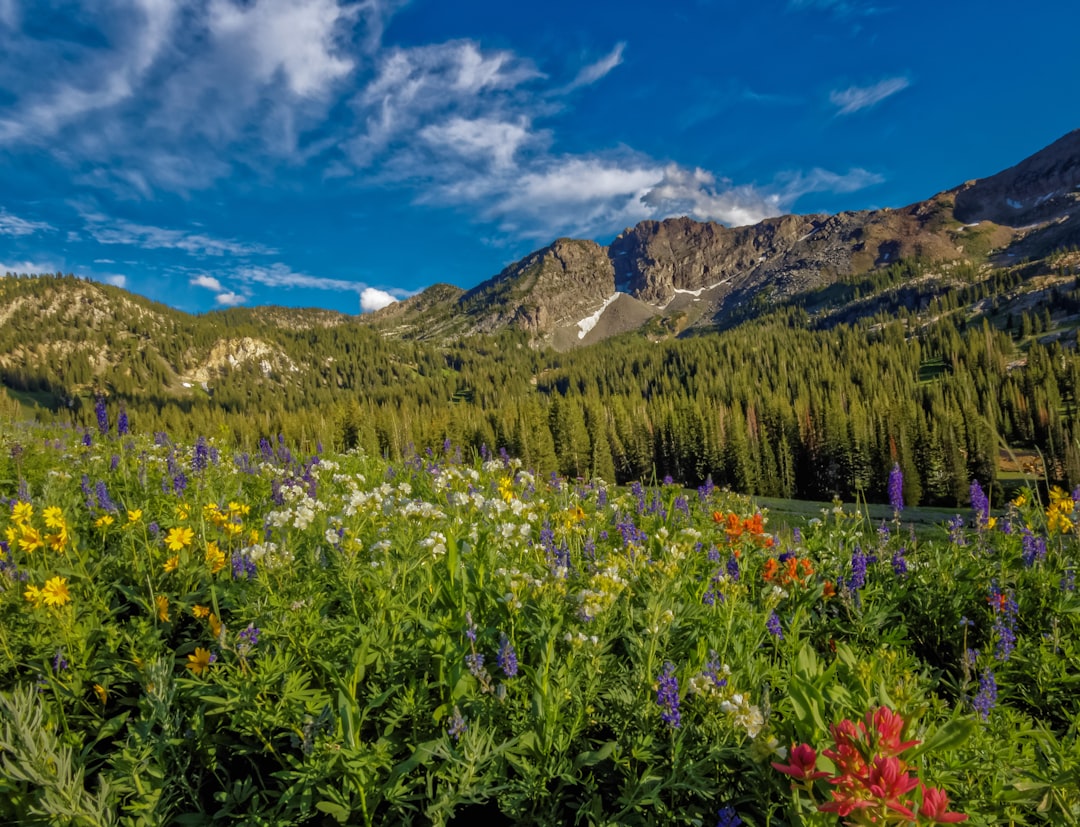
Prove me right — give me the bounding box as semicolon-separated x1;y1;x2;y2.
640;166;782;228
81;213;276;257
207;0;357;98
360;286;397;312
102;273;128;287
215;291;247;306
191;274;225;291
830;77;909;115
559;43;625;93
0;209;53;236
418;116;534;170
235;262;363;292
0;0;18;28
348;40;543;167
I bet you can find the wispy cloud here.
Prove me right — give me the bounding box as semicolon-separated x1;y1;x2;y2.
101;273;128;288
232;263;409;309
81;213;276;257
830;77;909;114
0;209;53;236
556;42;625;93
788;0;889;18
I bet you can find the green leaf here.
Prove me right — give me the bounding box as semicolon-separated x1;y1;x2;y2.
315;800;351;823
908;717;976;759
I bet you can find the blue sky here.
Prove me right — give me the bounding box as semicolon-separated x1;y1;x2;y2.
0;0;1076;315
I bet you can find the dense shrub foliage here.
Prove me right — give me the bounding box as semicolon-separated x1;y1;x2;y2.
1;420;1078;825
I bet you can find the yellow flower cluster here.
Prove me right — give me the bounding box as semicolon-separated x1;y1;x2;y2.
24;576;71;608
1047;487;1075;535
6;501;69;554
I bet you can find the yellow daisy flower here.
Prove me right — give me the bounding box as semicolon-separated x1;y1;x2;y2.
94;515;114;528
42;506;65;530
186;647;214;676
165;526;194;551
126;509;142;525
156;594;170;622
209;612;223;639
12;501;33;525
192;604;210;619
93;684;108;704
163;555;179;573
24;584;44;608
41;576;71;608
19;526;43;554
205;541;226;574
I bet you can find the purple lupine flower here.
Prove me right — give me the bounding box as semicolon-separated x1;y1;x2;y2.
766;612;783;639
703;651;727;689
792;527;802;545
697;475;715;502
497;634;518;678
465;652;485;679
447;706;467;742
1062;569;1076;593
94;395;108;435
630;481;646;513
989;582;1018;661
656;662;681;729
110;454;120;471
848;546;867;592
948;515;966;545
232;553;257;580
192;437;210;473
597;487;608;508
716;805;743;827
95;480;118;513
238;624;260;654
172;470;187;496
970;480;990;525
891;547;908;578
662;475;674;486
673;495;690;521
53;651;69;673
972;668;997;720
888;463;904;513
726;552;740;582
878;521;890;545
82;431;92;447
1020;529;1046;567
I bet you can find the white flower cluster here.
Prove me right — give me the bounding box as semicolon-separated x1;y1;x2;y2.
242;541;293;569
575;565;628;621
267;482;325;530
420;531;447;558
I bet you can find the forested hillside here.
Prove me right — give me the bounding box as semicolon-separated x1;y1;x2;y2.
2;254;1079;506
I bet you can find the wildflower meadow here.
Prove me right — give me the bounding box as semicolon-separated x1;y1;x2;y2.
1;416;1078;825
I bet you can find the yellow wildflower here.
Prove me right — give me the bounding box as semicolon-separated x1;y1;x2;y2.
93;684;108;704
12;501;33;525
209;612;223;639
205;541;226;574
163;555;179;573
175;502;190;521
41;576;71;608
24;584;44;608
250;529;261;545
165;526;194;551
19;526;43;554
192;604;210;619
228;501;250;517
186;647;214;676
126;509;142;525
46;530;68;553
42;506;65;530
1049;486;1071;504
498;477;515;503
156;594;170;622
1012;493;1028;508
94;515;114;528
222;521;243;537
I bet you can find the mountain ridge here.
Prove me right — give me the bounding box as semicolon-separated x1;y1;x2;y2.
365;130;1080;349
